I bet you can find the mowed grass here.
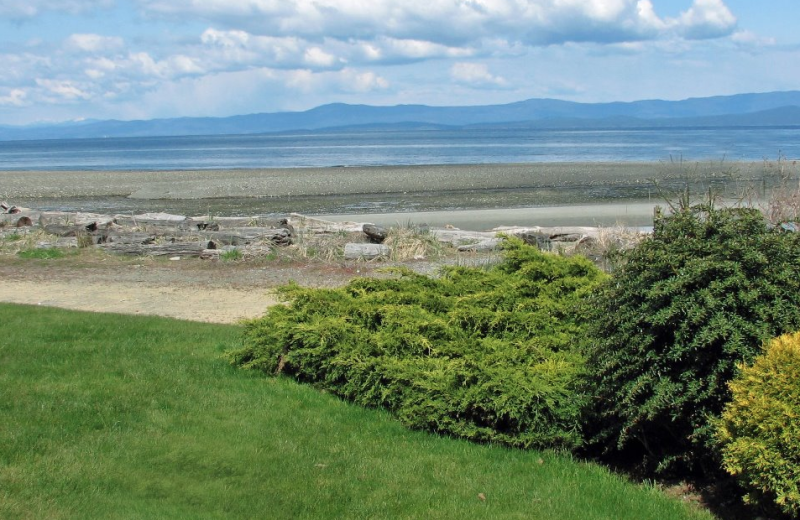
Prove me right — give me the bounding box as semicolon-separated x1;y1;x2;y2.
0;304;712;520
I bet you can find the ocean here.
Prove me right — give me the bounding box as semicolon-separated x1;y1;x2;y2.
1;126;798;171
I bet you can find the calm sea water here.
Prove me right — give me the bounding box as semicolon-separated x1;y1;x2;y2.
0;127;798;171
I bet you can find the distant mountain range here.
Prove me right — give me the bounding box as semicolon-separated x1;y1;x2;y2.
2;91;800;141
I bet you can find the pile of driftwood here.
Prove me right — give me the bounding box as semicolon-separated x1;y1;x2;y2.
2;209;295;259
1;205;623;261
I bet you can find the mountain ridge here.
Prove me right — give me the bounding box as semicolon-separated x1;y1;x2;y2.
1;91;799;141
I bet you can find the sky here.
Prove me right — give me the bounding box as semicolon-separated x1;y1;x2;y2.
0;0;798;125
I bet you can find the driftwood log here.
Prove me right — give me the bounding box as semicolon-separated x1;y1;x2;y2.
199;216;285;228
0;214;33;227
43;223;100;237
113;213;190;229
430;229;498;246
94;232;157;245
344;243;390;260
204;227;293;246
38;212;114;227
194;222;220;231
516;231;552;250
457;238;503;252
101;241;215;257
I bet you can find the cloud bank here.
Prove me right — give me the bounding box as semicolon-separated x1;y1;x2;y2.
0;0;776;124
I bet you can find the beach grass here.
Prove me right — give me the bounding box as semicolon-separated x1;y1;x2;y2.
0;303;712;520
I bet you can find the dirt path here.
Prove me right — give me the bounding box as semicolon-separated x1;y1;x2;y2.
0;256;369;324
0;280;279;323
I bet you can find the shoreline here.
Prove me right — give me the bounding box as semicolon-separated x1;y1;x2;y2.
318;202;662;230
0;161;777;199
2;161;789;229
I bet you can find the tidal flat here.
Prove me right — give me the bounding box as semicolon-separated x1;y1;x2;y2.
2;161;793;229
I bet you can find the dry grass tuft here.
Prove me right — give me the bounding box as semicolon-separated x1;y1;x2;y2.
384;224;446;261
572;223;647;271
0;228;56;255
285;229;363;262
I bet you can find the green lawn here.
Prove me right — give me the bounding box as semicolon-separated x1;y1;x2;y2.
0;303;712;520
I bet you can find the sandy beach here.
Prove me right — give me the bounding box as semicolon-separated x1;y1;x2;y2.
319;202;661;229
0;160;778;228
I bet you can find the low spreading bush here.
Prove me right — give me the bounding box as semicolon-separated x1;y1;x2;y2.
584;204;800;474
716;331;800;517
231;239;606;450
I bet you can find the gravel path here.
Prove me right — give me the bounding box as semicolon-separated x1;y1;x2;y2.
0;256;372;324
0;254;464;324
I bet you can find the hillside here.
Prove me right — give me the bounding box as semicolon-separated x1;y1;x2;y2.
1;91;799;141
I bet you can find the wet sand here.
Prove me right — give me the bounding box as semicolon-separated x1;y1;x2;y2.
2;161;783;228
319;202;661;230
1;161;767;197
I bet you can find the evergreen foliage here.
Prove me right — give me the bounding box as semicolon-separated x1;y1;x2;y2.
716;331;800;517
232;239;606;450
584;203;800;474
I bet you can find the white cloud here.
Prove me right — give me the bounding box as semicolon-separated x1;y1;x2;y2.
303;47;339;68
35;78;91;100
450;62;507;88
731;30;776;48
65;34;125;54
136;0;738;47
339;69;390;93
674;0;737;40
126;52;204;78
0;88;27;106
373;37;473;61
282;67;390;95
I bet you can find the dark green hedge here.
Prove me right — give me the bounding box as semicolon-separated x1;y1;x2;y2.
231;239;606;450
584;205;800;474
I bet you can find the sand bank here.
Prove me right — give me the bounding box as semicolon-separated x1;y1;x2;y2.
319;202;661;230
0;161;766;199
2;161;779;228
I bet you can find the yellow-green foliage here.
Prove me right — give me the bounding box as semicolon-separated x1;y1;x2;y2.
232;239;607;451
716;331;800;517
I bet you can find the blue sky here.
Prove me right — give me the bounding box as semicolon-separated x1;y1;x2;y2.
0;0;798;125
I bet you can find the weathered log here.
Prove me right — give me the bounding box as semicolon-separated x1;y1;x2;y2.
193;216;284;228
94;232;157;245
430;229;497;246
100;241;215;257
194;222;220;231
344;243;390;260
0;214;34;227
550;233;584;242
204;228;292;246
200;248;221;260
363;224;388;244
38;212;114;227
288;213;366;233
15;216;33;228
457;238;503;252
113;213;190;229
516;231;551;250
0;213;39;227
43;223;98;237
